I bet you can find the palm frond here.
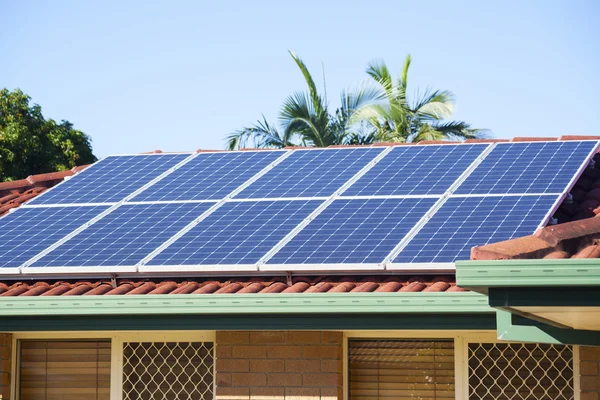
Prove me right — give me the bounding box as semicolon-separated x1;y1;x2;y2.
432;121;490;141
339;81;386;115
410;124;445;142
279;91;330;147
225;115;290;150
289;51;325;116
399;54;411;90
366;60;395;101
412;89;455;120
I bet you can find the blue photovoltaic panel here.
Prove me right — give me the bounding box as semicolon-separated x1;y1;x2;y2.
147;200;322;266
0;206;108;268
344;144;487;196
28;154;190;205
31;203;214;267
392;195;558;263
267;198;437;265
133;151;284;202
455;141;598;195
235;148;384;199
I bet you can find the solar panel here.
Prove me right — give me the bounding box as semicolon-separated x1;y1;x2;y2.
146;200;321;266
266;198;437;265
455;141;598;195
30;203;214;268
132;151;285;202
344;144;487;196
0;206;108;269
234;148;384;199
391;195;559;264
28;154;191;205
2;140;596;276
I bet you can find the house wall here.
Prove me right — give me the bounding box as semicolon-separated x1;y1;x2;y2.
215;331;343;400
0;333;11;399
581;346;600;400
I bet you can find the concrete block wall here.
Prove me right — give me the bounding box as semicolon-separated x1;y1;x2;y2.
581;346;600;400
0;333;11;399
216;331;343;400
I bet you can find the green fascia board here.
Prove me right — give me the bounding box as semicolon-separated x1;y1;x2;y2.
496;310;600;347
0;292;492;317
489;287;600;307
456;259;600;292
0;313;497;332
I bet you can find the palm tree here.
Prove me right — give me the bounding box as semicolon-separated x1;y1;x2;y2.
226;52;383;150
356;55;486;142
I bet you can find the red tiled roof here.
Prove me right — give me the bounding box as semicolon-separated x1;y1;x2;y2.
471;215;600;260
2;136;600;295
0;165;90;216
0;276;465;296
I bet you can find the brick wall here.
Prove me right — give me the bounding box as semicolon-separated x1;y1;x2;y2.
0;333;12;399
581;346;600;400
216;331;343;400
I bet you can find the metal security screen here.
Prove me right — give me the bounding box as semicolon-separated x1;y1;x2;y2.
19;340;110;400
349;339;455;400
468;343;573;400
122;341;214;400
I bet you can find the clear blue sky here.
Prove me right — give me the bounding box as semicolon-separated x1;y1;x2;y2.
2;0;599;157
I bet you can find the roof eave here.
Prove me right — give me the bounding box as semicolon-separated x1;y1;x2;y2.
0;292;491;317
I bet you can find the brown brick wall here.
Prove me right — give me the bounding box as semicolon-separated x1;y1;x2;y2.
0;333;12;399
216;331;343;400
581;346;600;400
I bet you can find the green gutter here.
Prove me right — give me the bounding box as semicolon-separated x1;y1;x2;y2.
456;259;600;291
0;292;492;317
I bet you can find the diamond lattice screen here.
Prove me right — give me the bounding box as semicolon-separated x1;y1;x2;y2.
122;341;214;400
349;339;455;400
468;343;573;400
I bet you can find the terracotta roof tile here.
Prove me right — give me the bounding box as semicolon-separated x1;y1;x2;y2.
560;135;600;141
472;213;600;260
511;137;559;142
2;135;600;293
463;139;510;143
0;165;90;216
0;276;463;296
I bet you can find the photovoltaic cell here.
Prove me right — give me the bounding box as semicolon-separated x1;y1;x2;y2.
344;144;487;196
267;198;437;265
0;206;108;268
28;154;191;205
455;141;598;195
31;203;214;267
147;200;322;266
132;151;284;202
392;195;559;263
235;148;384;199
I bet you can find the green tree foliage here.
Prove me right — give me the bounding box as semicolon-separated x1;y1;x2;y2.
357;55;486;142
227;53;486;149
0;89;96;181
226;52;384;150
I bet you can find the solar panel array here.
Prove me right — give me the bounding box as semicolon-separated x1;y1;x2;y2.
0;140;597;275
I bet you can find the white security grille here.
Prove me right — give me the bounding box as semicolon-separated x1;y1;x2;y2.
468;343;573;400
122;341;214;400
